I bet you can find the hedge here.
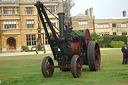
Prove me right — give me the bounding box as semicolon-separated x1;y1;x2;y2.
91;32;127;48
110;41;125;48
21;46;29;52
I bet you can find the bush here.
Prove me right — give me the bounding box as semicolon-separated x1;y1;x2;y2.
38;44;42;50
102;36;112;47
21;46;29;52
31;44;44;51
72;30;83;35
110;41;125;48
99;35;127;48
91;32;103;47
116;35;127;43
0;48;2;53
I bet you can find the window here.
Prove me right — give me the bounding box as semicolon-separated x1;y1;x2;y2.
98;24;109;28
99;32;109;36
26;35;36;46
79;21;88;25
104;32;109;36
4;21;16;29
26;7;33;14
122;32;127;35
46;6;55;13
27;20;34;28
121;23;127;27
44;20;56;27
112;23;116;27
113;32;116;35
3;7;18;15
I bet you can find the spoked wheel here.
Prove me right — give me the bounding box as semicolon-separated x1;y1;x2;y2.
71;55;82;78
41;56;54;78
83;29;91;49
87;41;101;71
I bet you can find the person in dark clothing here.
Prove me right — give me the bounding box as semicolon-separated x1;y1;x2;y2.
121;43;128;64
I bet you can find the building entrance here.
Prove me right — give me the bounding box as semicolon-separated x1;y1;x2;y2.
7;37;16;50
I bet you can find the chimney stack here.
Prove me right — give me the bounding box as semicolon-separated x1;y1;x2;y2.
90;7;93;16
85;9;89;16
123;10;126;17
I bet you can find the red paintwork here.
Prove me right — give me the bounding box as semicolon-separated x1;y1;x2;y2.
69;43;82;56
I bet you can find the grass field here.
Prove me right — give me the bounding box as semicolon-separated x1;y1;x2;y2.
0;49;128;85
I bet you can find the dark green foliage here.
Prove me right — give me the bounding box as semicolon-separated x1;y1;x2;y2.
110;41;125;48
91;33;127;48
72;30;83;35
31;44;43;51
102;35;127;47
91;32;99;41
116;35;127;43
91;32;103;47
21;46;29;52
102;36;112;47
38;44;42;50
0;48;2;52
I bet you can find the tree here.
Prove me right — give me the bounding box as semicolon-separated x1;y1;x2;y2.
72;30;83;35
91;32;103;47
91;32;103;42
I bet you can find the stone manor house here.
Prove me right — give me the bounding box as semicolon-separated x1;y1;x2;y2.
0;0;128;52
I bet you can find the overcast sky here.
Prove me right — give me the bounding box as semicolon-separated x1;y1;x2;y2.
71;0;128;18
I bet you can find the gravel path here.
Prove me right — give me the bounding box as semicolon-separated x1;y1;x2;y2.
0;48;121;57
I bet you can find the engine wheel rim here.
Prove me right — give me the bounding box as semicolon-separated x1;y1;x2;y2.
75;57;82;77
94;43;101;70
83;29;91;49
45;58;54;77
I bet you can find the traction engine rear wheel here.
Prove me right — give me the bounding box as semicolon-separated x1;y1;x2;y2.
87;41;101;71
41;56;54;78
83;29;91;49
71;55;82;78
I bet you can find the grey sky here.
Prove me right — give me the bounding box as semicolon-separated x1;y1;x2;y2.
71;0;128;18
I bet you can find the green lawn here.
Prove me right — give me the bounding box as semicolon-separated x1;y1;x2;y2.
0;49;128;85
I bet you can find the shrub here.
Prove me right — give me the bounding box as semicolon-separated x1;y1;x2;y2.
72;30;83;35
38;44;42;50
100;35;127;48
21;46;29;52
116;35;127;43
102;36;112;47
110;41;125;48
91;32;103;47
31;44;44;51
0;48;2;53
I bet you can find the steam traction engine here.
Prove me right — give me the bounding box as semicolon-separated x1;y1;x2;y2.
35;1;101;78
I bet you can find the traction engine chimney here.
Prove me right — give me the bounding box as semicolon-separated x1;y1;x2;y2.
58;12;65;38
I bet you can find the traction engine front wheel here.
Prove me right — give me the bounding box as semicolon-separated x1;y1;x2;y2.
41;56;54;78
71;55;82;78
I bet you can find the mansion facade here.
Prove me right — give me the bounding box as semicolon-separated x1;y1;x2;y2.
1;0;128;52
0;0;66;52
